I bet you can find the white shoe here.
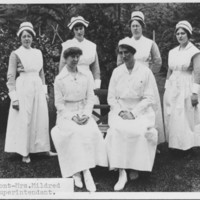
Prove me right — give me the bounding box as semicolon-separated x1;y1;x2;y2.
22;156;31;163
73;172;83;188
83;170;96;192
129;170;139;181
114;169;127;191
47;151;57;156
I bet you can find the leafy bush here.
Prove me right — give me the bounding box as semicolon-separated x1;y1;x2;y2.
0;26;20;104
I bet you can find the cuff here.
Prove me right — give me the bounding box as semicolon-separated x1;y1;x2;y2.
94;79;101;89
164;80;169;89
43;85;48;94
8;90;18;102
83;110;92;118
130;110;137;118
192;83;200;94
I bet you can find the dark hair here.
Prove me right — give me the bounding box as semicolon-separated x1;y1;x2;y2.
175;27;191;39
72;23;86;31
117;44;136;55
19;29;35;39
63;47;83;59
130;19;145;28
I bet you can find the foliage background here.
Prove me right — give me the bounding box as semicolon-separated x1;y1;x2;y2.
1;3;200;131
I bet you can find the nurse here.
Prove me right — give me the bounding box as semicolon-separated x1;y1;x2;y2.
51;46;107;192
164;20;200;154
106;37;158;191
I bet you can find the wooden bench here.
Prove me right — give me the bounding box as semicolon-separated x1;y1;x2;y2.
93;89;110;136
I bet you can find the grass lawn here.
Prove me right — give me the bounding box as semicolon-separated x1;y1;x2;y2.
1;72;200;193
2;131;200;193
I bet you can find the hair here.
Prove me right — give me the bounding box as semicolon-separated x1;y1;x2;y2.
130;19;145;28
72;22;86;31
175;27;191;39
117;44;136;55
63;47;83;59
19;29;35;39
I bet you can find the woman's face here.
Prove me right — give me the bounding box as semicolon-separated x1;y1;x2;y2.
73;25;85;41
65;54;80;69
21;30;33;49
176;28;189;45
131;20;143;39
118;46;134;64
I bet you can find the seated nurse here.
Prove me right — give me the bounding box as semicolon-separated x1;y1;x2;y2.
105;37;158;191
51;46;107;192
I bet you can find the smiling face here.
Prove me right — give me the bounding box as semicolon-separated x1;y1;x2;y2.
131;20;143;40
176;28;189;46
73;24;85;41
21;30;33;49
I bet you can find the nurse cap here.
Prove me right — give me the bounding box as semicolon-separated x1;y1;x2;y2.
175;20;192;35
118;37;136;54
17;22;36;37
68;16;89;30
129;11;145;26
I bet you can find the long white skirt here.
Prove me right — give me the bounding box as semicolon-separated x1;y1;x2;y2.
51;117;108;178
164;71;200;150
105;110;158;171
5;73;50;156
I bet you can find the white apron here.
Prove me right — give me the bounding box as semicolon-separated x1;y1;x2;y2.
164;42;200;150
5;46;50;156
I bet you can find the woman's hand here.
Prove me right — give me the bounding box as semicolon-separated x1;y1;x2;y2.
72;115;89;125
17;62;25;73
12;100;19;111
191;93;199;107
45;94;49;102
72;116;79;124
78;115;89;125
119;110;125;118
119;110;135;120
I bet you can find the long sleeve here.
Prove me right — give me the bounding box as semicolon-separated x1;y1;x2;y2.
58;48;65;73
38;51;48;94
90;52;101;88
39;68;45;84
191;52;200;84
39;68;48;94
7;51;18;102
131;71;155;118
190;52;200;94
149;41;162;74
117;53;123;66
83;72;95;117
90;52;100;80
54;77;74;120
107;70;121;114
